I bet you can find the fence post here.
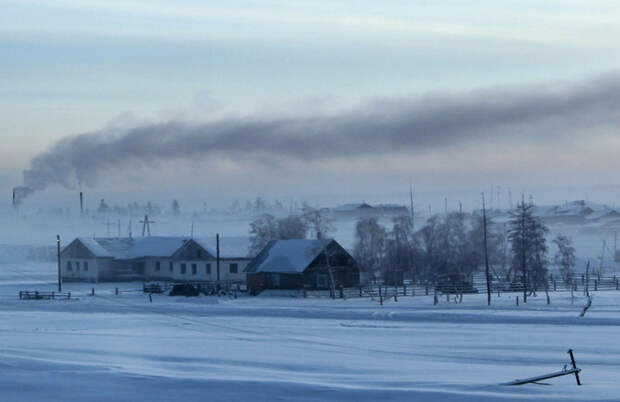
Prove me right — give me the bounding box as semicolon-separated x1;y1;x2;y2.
91;288;95;296
516;296;519;306
616;277;619;291
380;293;383;305
425;283;429;295
553;279;556;292
403;284;407;296
433;287;438;305
19;291;22;300
115;287;119;296
393;289;398;302
595;280;598;291
339;287;344;299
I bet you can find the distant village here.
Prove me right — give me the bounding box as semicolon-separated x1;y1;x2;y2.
54;197;620;297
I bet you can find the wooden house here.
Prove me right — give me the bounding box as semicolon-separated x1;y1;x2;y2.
244;239;359;294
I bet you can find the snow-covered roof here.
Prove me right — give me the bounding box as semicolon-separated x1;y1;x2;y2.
193;236;253;259
74;236;189;259
244;239;332;274
76;237;114;258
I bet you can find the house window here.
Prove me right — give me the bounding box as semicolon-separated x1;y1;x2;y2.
83;261;88;271
229;263;238;274
66;261;72;271
206;263;211;274
191;264;197;275
271;273;280;287
181;263;187;274
169;262;173;272
155;261;161;271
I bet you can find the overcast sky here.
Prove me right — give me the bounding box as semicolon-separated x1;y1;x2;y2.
2;0;620;208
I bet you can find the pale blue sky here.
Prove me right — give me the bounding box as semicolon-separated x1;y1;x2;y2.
2;0;620;206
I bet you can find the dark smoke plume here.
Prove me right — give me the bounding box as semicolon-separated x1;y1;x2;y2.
19;72;620;198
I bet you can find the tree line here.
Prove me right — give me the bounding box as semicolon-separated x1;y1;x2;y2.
248;199;577;303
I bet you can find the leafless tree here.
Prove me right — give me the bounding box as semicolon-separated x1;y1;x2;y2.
554;234;576;285
249;214;278;255
302;205;334;239
353;218;386;280
277;215;308;239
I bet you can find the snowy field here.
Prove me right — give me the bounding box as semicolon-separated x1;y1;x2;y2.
1;263;620;401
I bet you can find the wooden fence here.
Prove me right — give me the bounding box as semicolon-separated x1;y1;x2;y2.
303;274;620;300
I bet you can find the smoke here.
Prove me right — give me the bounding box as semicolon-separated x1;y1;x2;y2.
13;186;34;205
19;72;620;198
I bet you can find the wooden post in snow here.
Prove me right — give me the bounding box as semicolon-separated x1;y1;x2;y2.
568;349;582;385
482;193;491;306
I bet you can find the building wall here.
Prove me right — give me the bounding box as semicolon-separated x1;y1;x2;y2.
168;259;251;282
60;257;101;282
144;258;173;281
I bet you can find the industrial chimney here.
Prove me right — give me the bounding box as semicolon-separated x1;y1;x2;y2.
79;191;84;216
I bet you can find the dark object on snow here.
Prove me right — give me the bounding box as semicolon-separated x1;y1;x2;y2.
169;284;201;297
502;349;582;386
143;283;164;294
579;296;592;317
19;290;71;300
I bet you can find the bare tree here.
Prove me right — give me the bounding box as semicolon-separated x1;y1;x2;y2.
302;205;334;239
277;215;308;239
554;234;576;285
353;218;386;280
249;214;278;255
384;215;417;284
171;199;181;216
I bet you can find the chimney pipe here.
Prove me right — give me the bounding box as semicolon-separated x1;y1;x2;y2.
12;188;15;208
80;191;84;216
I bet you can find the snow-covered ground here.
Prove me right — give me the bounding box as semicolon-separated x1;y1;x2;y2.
1;262;619;401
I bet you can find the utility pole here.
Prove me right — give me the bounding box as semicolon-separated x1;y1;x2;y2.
216;233;220;281
482;193;491;306
140;214;155;236
521;193;527;303
409;183;415;229
56;235;62;292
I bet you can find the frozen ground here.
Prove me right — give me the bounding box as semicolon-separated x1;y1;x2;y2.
1;263;620;401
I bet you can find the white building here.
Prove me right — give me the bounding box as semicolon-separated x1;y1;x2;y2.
61;236;252;283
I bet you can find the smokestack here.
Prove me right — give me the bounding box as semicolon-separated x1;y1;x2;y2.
80;191;84;216
12;188;15;208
